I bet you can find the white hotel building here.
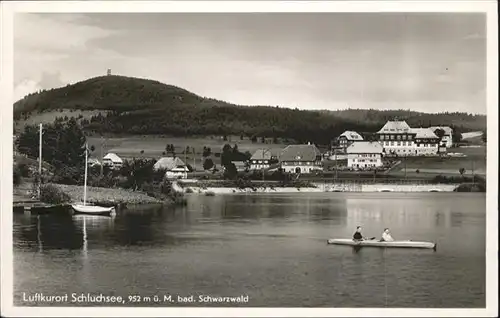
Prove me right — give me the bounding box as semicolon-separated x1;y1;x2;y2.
376;121;441;156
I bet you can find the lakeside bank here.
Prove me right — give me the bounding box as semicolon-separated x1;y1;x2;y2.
173;181;469;194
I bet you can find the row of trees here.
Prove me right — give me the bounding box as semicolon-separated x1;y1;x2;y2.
16;117;87;170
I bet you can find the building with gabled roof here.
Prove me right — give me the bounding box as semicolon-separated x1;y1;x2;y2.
279;144;323;174
375;120;444;156
154;157;186;171
337;130;364;151
102;153;123;169
249;148;282;171
346;141;384;169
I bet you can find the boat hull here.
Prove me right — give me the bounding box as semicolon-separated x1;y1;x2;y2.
327;238;436;250
71;204;115;216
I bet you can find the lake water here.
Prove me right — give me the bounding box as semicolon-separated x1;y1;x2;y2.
13;193;486;308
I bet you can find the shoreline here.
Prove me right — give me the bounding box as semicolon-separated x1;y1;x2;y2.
174;182;464;194
52;184;164;206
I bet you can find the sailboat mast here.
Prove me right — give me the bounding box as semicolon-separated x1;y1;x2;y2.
84;143;88;206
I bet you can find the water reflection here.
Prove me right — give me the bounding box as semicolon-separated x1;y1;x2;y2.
13;193;486;308
450;212;464;227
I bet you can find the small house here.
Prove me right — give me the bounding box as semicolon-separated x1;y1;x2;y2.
337;131;364;150
411;128;440;156
249;148;281;171
279;144;323;174
102;153;123;169
346;141;384;170
165;166;189;180
154;157;189;179
87;158;101;167
232;161;248;172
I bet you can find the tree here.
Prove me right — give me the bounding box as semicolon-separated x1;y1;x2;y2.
16;119;87;170
434;128;445;139
459;168;466;176
202;146;212;158
203;158;214;170
140;150;144;154
223;162;237;180
261;136;266;143
251;136;257;143
221;144;233;167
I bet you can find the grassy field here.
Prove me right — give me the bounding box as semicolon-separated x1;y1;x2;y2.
86;135;288;171
389;146;486;177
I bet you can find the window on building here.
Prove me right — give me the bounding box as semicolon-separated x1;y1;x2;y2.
397;135;401;140
408;135;413;140
390;141;394;146
397;142;400;146
402;135;407;140
390;135;395;140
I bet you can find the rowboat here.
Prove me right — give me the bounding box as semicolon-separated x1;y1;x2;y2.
71;204;115;216
327;238;437;250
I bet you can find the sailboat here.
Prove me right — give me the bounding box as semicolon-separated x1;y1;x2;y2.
71;143;116;217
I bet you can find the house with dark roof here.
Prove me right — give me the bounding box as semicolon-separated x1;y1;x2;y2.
346;141;384;170
337;130;364;151
279;144;323;174
249;148;281;171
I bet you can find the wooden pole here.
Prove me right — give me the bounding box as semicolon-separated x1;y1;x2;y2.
193;148;196;172
404;155;407;180
84;143;88;206
334;148;338;181
38;123;42;199
100;136;104;177
472;160;475;183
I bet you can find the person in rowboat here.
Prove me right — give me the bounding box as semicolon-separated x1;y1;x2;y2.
380;228;394;242
353;226;365;241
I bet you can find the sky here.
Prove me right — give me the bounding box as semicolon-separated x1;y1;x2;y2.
14;12;487;114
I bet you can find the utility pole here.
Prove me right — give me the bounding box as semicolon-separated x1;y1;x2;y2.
472;160;475;184
333;148;338;182
100;136;104;177
193;147;196;172
38;123;42;199
404;155;407;180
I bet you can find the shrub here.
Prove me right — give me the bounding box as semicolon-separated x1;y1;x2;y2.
170;191;188;205
40;184;71;204
17;162;31;177
185;187;194;193
51;165;83;185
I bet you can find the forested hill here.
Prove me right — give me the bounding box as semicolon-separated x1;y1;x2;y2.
14;75;486;145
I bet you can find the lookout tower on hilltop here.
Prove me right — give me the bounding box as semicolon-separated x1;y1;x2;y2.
107;69;112;76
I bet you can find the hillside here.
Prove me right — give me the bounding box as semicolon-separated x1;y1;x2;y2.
14;75;487;145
